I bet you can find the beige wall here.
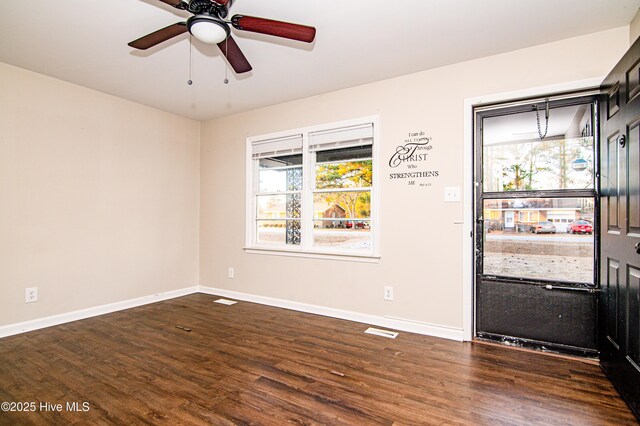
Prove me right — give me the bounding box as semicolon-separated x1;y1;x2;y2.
631;8;640;43
200;27;630;331
0;62;201;326
0;25;632;333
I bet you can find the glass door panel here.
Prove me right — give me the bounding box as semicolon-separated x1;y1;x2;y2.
483;197;594;283
482;104;595;192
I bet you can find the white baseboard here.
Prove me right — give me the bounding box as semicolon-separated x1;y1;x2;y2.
0;285;463;342
0;286;198;338
198;286;463;341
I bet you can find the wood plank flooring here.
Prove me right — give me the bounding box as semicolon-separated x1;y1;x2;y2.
0;293;636;425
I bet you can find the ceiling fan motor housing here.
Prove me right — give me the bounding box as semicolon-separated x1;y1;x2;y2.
184;0;235;44
186;0;233;18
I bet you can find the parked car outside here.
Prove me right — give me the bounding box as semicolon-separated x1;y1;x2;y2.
484;219;503;232
345;220;369;229
531;221;556;234
516;222;533;233
569;220;593;234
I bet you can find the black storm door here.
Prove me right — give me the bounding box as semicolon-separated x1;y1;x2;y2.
474;95;599;356
599;36;640;418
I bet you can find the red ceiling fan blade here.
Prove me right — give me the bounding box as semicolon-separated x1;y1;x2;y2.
217;36;252;74
231;15;316;43
158;0;183;6
128;23;187;50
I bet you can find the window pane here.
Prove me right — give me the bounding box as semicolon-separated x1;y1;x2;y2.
313;192;370;220
249;120;377;256
316;145;372;163
483;197;594;283
257;220;301;245
315;146;372;190
259;154;302;167
313;220;372;250
257;194;301;219
258;155;302;192
483;104;594;192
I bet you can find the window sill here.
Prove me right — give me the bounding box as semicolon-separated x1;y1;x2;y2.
244;247;381;263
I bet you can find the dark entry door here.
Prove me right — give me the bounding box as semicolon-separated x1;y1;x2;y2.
599;36;640;417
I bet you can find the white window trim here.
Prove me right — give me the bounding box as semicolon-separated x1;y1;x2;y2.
245;116;380;261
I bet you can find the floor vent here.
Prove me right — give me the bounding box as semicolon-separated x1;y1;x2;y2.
214;298;237;305
364;327;398;339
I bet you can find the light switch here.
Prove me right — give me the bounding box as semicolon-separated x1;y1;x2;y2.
444;186;461;202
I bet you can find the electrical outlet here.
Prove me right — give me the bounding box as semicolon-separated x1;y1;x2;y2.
384;286;394;301
228;267;235;279
25;287;38;303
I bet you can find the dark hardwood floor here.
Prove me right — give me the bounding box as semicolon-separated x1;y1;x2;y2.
0;293;636;425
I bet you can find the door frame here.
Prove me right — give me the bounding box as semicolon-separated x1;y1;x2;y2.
462;77;605;341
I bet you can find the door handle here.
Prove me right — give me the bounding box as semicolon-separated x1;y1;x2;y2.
544;284;600;294
636;242;640;254
619;135;626;148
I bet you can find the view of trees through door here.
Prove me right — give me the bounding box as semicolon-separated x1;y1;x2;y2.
480;101;597;285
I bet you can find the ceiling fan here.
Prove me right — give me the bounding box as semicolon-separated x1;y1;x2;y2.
128;0;316;74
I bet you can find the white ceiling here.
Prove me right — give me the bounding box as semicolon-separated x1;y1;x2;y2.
1;0;638;121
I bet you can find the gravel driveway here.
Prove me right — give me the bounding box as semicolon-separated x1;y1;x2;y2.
482;232;594;283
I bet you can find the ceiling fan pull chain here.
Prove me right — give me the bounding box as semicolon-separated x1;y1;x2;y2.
187;35;193;85
535;99;550;140
224;38;229;84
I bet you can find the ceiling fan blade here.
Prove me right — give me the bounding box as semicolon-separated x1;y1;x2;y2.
128;23;187;50
158;0;183;6
231;15;316;43
217;36;252;74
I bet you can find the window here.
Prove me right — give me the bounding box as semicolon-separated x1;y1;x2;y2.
246;118;378;259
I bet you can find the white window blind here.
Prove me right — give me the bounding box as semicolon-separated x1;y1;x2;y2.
251;135;303;159
309;124;373;152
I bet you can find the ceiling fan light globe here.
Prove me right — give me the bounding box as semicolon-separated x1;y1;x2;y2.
187;16;229;44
